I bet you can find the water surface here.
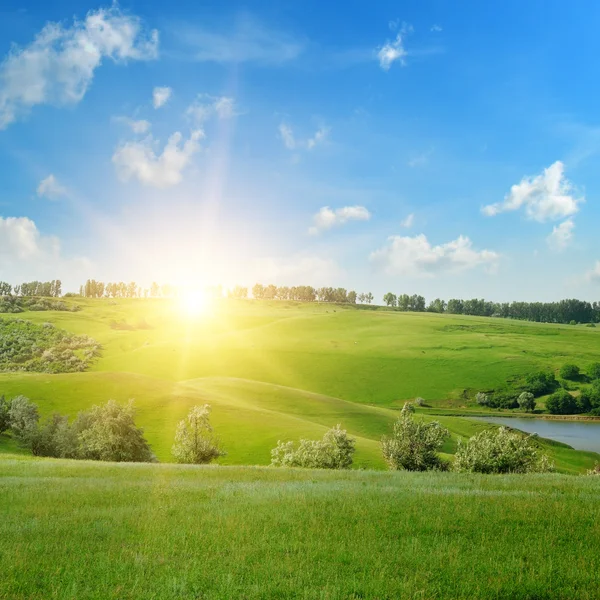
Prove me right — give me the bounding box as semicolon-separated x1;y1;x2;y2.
470;417;600;453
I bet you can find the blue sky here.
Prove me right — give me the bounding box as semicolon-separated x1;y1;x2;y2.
2;0;600;301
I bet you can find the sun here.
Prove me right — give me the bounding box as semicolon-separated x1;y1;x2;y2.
178;289;211;317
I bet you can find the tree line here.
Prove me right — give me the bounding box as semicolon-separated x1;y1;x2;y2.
382;294;600;324
0;280;62;297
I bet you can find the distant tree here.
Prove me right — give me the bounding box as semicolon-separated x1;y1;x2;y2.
8;396;40;447
446;299;464;314
172;405;225;464
365;292;374;304
427;298;446;313
383;293;397;307
347;290;357;304
475;392;491;407
31;413;78;458
381;403;449;471
525;371;558;397
559;364;580;380
453;427;553;474
252;283;265;300
271;425;355;469
229;286;248;299
518;392;536;413
0;282;12;296
357;293;366;304
545;389;580;415
588;362;600;380
0;395;11;434
77;400;155;462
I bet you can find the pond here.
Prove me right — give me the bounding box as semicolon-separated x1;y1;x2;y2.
469;417;600;453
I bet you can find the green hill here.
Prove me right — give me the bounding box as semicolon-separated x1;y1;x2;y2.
1;298;599;471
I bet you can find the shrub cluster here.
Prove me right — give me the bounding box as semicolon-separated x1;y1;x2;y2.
172;405;225;464
271;425;356;469
0;296;80;314
3;396;155;462
0;319;100;373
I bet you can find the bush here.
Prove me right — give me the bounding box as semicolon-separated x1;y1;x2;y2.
576;388;600;413
0;395;11;434
172;405;225;464
271;425;356;469
517;391;536;412
545;389;581;415
8;395;40;447
587;463;600;476
525;370;558;397
77;400;155;462
381;404;449;471
475;392;490;406
569;320;577;326
31;413;78;458
453;427;554;474
588;363;600;380
559;364;580;380
414;397;425;407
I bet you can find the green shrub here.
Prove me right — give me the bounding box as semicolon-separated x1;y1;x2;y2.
172;405;225;464
31;413;79;458
525;370;558;397
271;425;356;469
517;391;536;412
545;389;581;415
453;427;554;474
414;397;425;407
588;362;600;380
475;392;490;406
381;404;449;471
569;320;577;326
8;395;39;447
77;400;155;462
0;395;11;434
559;364;580;380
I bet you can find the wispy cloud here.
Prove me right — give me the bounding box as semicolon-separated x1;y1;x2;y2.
112;130;204;188
408;148;434;168
370;234;499;276
431;24;443;32
309;206;371;235
400;213;414;228
186;94;238;126
377;23;413;70
174;14;304;65
585;261;600;283
547;218;575;251
153;86;172;109
482;161;583;222
37;174;68;200
279;123;330;151
0;6;158;129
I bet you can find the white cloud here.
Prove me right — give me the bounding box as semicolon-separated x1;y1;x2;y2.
176;15;304;65
585;261;600;283
482;161;583;222
0;216;55;260
431;24;443;32
186;94;237;126
400;213;414;228
37;174;67;199
547;218;575;251
377;25;412;70
152;86;172;109
0;6;158;129
112;130;203;188
279;123;330;151
309;206;371;235
370;233;499;276
129;119;151;134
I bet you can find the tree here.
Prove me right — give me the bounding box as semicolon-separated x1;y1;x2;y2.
381;404;449;471
588;362;600;380
559;364;580;380
518;392;536;413
271;425;356;469
0;395;11;434
31;413;78;458
252;283;265;299
545;389;580;415
475;392;491;406
365;292;373;304
77;400;155;462
347;290;357;304
383;293;397;307
172;405;225;464
525;371;558;397
453;427;553;474
8;396;40;447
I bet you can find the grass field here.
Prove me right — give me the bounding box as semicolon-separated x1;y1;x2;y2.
1;456;600;600
1;298;599;471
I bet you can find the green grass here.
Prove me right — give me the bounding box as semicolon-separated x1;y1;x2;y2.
1;456;600;600
0;298;598;471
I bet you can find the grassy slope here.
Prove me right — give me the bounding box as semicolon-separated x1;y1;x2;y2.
0;298;598;471
1;457;600;600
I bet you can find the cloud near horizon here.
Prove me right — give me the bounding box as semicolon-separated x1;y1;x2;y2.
370;233;499;277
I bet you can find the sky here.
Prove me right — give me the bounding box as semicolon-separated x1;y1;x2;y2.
2;0;600;301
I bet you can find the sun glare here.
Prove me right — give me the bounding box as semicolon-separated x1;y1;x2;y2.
179;289;211;317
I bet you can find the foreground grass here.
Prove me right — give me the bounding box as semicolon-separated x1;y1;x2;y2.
1;457;599;600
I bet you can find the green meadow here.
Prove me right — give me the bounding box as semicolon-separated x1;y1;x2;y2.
1;298;599;471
